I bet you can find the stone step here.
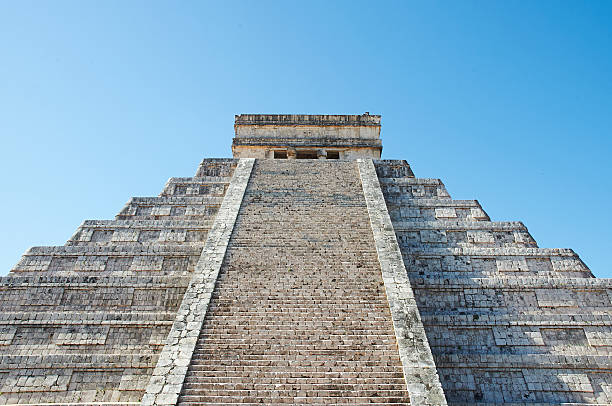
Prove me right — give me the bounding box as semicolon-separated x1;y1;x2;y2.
179;403;409;406
11;244;201;274
116;196;222;220
392;219;526;231
179;398;410;406
0;274;190;285
0;353;156;368
125;195;224;205
379;177;443;186
410;275;608;289
178;159;411;404
181;384;409;392
433;353;612;369
179;394;410;405
400;245;586;258
387;198;479;207
179;403;408;406
19;244;202;255
0;275;188;312
81;219;212;227
421;313;612;325
373;160;415;179
184;371;405;379
68;219;211;246
161;177;230;197
388;204;489;222
194;158;237;178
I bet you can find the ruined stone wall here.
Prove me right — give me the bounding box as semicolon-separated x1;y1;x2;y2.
0;159;237;404
375;160;612;405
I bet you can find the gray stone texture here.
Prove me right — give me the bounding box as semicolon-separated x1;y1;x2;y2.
359;159;447;406
142;158;254;406
176;160;412;404
0;158;238;404
1;113;611;406
375;159;612;405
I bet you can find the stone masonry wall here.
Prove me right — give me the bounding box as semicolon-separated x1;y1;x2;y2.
2;152;610;406
0;159;237;404
375;159;612;405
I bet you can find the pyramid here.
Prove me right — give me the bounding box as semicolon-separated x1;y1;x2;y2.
1;114;611;405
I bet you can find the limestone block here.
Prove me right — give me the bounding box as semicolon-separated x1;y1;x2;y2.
467;231;494;244
71;227;94;242
111;230;140;242
159;230;187;243
437;185;451;198
105;256;133;272
442;255;472;272
551;256;588;272
151;206;172;216
54;325;110;345
474;370;533;402
138;230;162;242
130;256;164;272
514;230;536;245
535;288;577;307
0;327;16;345
13;255;52;272
412;185;426;197
496;257;529;272
400;207;421;218
493;327;545;346
74;255;107;272
469;207;488;220
91;229;114;242
421;230;448;244
540;327;588;347
435;208;457;219
557;373;594;393
526;257;553;273
464;288;504;308
47;256;77;272
584;326;612;347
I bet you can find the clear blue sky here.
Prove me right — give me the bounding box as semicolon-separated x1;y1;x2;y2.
1;1;611;276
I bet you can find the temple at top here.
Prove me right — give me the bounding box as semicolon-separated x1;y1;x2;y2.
232;113;382;159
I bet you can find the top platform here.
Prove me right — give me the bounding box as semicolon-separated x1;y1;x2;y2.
232;113;382;159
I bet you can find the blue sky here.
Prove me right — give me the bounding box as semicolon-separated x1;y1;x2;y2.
1;1;611;276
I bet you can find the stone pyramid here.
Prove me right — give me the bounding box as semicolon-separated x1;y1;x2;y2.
1;114;611;405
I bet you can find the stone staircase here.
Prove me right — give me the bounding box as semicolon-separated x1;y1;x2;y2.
178;160;411;405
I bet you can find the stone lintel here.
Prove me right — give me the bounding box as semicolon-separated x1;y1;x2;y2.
357;159;448;406
232;137;382;148
234;113;380;127
141;158;255;406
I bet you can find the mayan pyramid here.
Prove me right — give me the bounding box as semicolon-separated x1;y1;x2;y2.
1;113;611;405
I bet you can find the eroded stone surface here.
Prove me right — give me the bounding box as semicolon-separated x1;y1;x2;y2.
376;159;612;405
177;160;412;405
0;159;238;404
142;159;254;406
1;114;611;406
232;113;382;159
359;159;447;406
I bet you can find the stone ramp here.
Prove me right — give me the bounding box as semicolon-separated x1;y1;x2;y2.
178;160;411;405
